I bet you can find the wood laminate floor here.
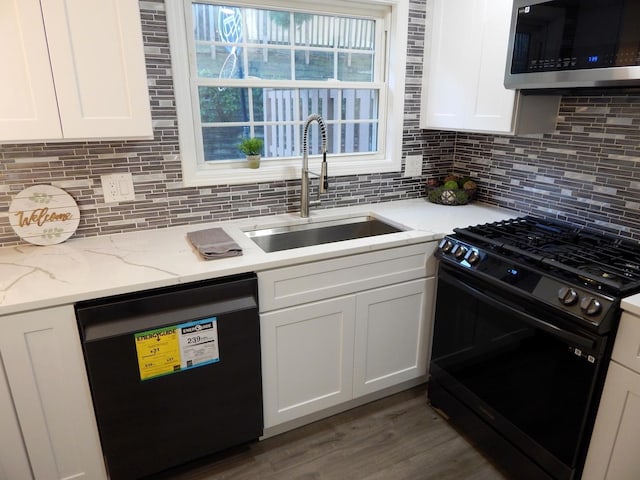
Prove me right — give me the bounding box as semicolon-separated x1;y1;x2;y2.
155;385;507;480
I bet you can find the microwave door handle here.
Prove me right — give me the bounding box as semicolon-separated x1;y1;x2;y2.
439;269;595;351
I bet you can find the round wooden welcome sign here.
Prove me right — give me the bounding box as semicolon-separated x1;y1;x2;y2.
9;185;80;245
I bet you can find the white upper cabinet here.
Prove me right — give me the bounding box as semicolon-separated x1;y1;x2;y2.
0;0;152;143
420;0;560;135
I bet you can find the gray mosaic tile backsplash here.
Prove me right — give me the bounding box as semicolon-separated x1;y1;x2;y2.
0;0;451;247
453;94;640;240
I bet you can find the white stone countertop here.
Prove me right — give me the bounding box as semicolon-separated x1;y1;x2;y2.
621;293;640;317
0;199;518;316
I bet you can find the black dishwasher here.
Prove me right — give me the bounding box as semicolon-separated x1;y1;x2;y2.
76;272;263;480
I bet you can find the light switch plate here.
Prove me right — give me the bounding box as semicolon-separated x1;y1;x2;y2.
403;155;423;177
101;173;135;203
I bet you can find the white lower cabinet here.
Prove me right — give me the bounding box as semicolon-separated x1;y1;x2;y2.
0;363;31;480
0;305;106;480
259;243;436;429
354;278;433;397
583;312;640;480
261;296;357;427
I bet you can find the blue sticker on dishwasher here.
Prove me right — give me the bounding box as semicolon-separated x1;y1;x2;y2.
178;317;220;370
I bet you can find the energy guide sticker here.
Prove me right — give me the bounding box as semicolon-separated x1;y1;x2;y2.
135;317;219;381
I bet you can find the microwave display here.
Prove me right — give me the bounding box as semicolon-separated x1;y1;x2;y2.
511;0;640;74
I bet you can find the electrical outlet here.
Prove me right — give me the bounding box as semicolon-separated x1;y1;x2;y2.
403;155;423;177
101;173;135;203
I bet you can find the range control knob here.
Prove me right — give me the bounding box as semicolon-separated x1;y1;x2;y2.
580;297;602;316
454;246;468;260
558;287;579;306
440;239;454;254
466;250;481;265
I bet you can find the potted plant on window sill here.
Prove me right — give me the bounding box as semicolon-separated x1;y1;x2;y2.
238;137;264;169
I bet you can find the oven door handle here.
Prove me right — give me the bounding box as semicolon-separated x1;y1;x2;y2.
439;268;595;350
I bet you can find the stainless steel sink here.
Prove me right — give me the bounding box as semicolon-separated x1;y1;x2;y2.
244;216;404;253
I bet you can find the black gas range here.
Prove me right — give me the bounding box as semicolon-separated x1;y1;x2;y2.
429;216;640;480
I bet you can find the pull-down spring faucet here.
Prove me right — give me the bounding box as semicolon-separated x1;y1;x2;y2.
300;114;328;218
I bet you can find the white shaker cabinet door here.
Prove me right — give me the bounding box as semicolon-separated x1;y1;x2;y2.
0;0;62;141
261;296;357;428
423;0;515;132
421;0;558;134
40;0;152;140
0;361;32;480
353;278;433;397
583;361;640;480
0;305;107;480
0;0;152;143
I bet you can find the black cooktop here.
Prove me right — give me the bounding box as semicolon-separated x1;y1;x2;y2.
453;216;640;297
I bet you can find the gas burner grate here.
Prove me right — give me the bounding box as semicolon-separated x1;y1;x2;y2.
455;216;640;295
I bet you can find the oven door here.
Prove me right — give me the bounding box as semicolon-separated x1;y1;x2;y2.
429;263;607;480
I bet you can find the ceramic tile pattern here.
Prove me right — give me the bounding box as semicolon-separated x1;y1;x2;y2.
453;95;640;239
2;0;640;247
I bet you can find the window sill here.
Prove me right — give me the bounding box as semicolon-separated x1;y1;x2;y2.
181;156;401;187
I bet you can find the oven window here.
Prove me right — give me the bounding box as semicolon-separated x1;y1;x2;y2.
431;269;600;468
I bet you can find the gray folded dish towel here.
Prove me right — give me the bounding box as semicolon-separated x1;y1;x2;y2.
186;227;243;260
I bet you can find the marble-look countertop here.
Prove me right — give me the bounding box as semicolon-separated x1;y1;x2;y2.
621;294;640;317
0;199;518;317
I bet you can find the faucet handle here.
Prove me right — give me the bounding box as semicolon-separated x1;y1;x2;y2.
320;155;328;193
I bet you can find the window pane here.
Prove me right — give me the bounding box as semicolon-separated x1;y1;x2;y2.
199;87;250;123
303;123;336;156
295;51;335;80
336;17;376;50
298;89;339;121
262;88;298;123
340;89;379;121
202;126;248;161
247;48;291;80
189;3;382;163
264;123;299;158
340;123;378;153
294;14;333;47
196;45;244;79
338;53;374;81
251;88;265;122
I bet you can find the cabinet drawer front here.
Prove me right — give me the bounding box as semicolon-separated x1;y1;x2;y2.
258;243;436;312
612;312;640;374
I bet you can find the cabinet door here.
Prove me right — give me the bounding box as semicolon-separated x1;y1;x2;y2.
611;312;640;375
0;306;107;480
583;362;640;480
41;0;152;139
0;0;62;141
261;296;356;428
353;278;434;397
0;359;32;480
421;0;519;133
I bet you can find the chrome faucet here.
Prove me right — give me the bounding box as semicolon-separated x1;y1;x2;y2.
300;114;328;218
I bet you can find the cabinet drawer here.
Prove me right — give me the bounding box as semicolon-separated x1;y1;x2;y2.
612;312;640;374
258;243;436;312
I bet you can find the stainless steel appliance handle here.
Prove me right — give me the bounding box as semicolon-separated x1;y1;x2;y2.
439;267;596;351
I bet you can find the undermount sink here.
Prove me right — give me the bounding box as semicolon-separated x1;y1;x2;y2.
244;216;405;253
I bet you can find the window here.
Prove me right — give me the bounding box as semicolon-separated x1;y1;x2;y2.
167;0;408;186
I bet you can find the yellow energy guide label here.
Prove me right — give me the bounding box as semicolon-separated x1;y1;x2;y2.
134;317;219;381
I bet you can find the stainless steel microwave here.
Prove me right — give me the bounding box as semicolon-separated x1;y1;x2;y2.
505;0;640;90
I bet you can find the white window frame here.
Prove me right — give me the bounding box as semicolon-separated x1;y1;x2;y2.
166;0;408;187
